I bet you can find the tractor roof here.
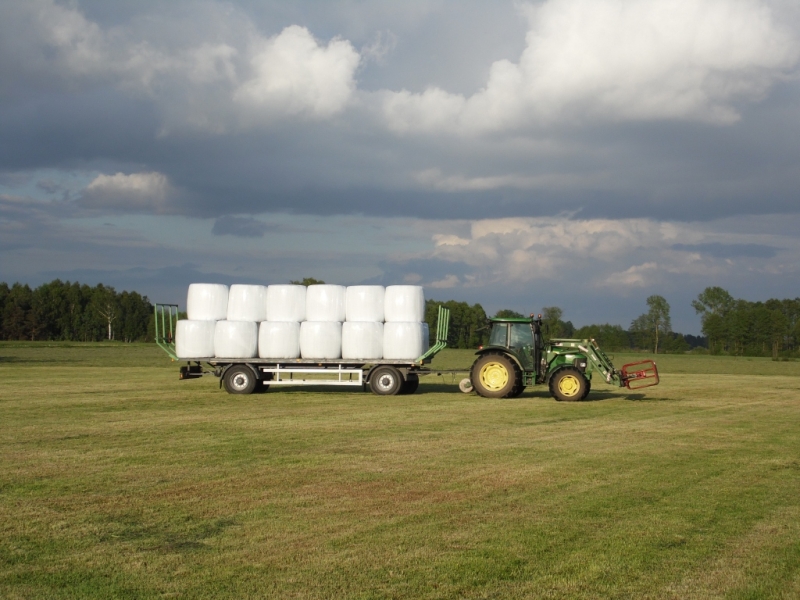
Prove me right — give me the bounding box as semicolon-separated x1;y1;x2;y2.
488;317;534;323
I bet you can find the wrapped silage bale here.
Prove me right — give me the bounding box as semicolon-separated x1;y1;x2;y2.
383;322;429;359
300;321;342;359
306;285;346;322
345;286;385;322
186;283;229;321
384;285;425;322
266;285;306;322
342;322;383;359
175;320;216;358
227;284;268;322
258;321;301;359
214;321;258;358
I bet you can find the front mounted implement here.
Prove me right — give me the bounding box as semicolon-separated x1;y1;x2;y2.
620;359;659;390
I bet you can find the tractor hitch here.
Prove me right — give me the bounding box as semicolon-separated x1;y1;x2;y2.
620;360;659;390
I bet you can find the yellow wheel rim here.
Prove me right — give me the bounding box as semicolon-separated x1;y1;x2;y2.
480;361;509;391
558;374;581;397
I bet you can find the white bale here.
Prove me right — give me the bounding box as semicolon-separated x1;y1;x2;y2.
266;285;306;322
258;321;301;359
175;320;216;358
345;286;385;322
342;322;383;359
383;322;429;359
300;321;342;359
186;283;229;321
384;285;425;322
214;321;258;358
227;284;268;322
306;285;346;322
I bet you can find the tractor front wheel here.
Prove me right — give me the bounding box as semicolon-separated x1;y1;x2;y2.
470;353;519;398
550;368;588;402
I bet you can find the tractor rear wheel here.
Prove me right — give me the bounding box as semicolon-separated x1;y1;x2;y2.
550;368;588;402
470;353;519;398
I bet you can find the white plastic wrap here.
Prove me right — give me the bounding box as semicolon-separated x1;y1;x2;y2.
300;321;342;359
305;285;346;322
266;285;306;322
345;286;385;322
342;322;383;359
383;322;429;359
227;284;268;322
175;320;216;358
384;285;425;322
258;321;301;359
186;283;229;321
214;320;258;358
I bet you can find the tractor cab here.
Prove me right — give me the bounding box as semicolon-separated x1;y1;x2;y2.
484;316;543;375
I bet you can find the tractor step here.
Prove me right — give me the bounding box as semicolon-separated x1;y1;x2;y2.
620;360;659;390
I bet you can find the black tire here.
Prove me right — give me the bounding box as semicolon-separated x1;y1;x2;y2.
400;374;420;395
223;365;257;395
369;366;404;396
507;385;526;398
581;380;591;400
470;353;519;398
255;372;273;394
550;368;588;402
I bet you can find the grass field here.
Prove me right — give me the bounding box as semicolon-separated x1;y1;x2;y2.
1;343;799;599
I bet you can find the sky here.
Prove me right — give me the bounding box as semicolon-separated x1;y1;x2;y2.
1;0;799;334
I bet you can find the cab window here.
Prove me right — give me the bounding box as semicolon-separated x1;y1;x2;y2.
489;323;508;346
509;323;534;349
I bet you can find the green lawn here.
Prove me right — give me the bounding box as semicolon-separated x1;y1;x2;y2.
1;343;799;599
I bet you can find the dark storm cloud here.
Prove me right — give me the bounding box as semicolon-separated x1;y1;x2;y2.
211;215;272;238
1;0;798;223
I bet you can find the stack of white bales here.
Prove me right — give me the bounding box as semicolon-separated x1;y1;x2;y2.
175;283;429;360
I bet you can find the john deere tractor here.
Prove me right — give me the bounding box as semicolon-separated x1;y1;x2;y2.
467;314;659;401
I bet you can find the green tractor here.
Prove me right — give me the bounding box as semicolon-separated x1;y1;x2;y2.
466;314;659;401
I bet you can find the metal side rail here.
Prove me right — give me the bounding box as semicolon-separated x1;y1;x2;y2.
155;303;179;360
417;305;450;364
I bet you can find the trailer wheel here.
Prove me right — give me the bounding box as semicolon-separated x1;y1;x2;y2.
471;353;519;398
223;365;257;395
400;374;420;395
369;366;404;396
550;368;588;402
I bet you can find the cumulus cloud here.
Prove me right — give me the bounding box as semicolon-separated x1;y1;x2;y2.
80;172;174;213
380;0;800;133
233;26;360;121
394;215;796;291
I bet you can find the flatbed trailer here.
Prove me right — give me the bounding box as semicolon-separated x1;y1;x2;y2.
155;304;451;396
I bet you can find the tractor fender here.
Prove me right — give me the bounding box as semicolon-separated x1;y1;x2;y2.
545;360;589;386
474;346;525;372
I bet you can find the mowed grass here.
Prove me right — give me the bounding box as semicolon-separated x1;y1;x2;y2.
1;344;800;599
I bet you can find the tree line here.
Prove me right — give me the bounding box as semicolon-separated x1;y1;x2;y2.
425;297;702;353
692;287;800;358
0;280;153;342
4;279;796;357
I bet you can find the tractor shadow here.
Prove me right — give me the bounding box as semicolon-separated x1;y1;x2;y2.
416;382;647;401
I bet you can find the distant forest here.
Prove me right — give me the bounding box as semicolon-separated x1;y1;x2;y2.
0;280;153;342
2;280;798;357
